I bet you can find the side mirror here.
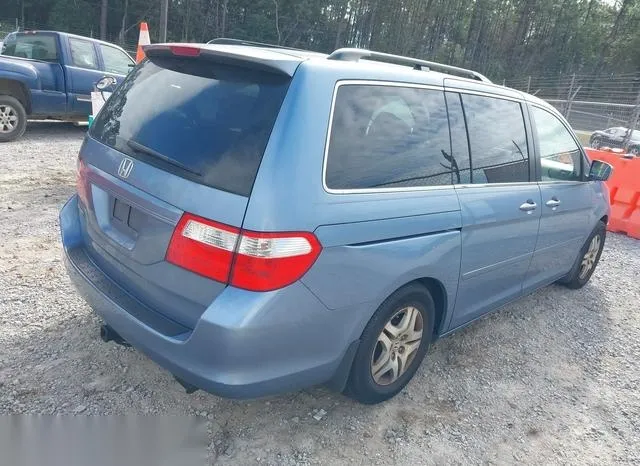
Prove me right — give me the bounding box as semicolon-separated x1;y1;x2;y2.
96;76;117;91
588;160;613;181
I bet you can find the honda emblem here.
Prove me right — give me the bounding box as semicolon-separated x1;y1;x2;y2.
117;158;134;179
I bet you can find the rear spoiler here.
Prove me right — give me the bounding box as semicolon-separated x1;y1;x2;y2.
144;44;300;77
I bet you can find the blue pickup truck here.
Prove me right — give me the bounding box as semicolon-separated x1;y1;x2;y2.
0;31;134;142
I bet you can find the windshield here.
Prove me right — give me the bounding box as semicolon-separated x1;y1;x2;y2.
90;57;290;197
1;33;59;62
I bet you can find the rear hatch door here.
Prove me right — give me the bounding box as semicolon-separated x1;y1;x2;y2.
76;45;294;331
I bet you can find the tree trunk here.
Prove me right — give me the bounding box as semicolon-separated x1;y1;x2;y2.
273;0;281;45
100;0;108;40
221;0;229;37
118;0;128;45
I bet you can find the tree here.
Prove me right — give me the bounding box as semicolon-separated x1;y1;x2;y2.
7;0;640;80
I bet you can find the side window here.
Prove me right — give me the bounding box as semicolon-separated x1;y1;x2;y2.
69;38;99;70
461;94;529;184
100;45;133;75
531;106;582;182
326;84;453;190
2;33;59;61
445;92;471;184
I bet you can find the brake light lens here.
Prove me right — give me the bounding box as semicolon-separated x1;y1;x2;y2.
166;214;238;283
232;231;321;291
169;46;201;57
76;158;91;206
166;213;322;291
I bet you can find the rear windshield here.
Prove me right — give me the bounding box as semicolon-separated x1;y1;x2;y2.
90;57;290;197
1;33;59;61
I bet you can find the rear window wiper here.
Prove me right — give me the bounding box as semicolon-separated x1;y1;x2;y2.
126;139;202;177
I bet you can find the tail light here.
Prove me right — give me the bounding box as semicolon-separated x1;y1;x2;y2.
166;214;238;283
166;213;322;291
169;45;201;57
76;158;91;206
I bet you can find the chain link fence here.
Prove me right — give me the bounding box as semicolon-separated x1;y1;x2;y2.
505;73;640;134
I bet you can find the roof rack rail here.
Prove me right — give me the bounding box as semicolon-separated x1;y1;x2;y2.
327;48;491;83
207;38;312;54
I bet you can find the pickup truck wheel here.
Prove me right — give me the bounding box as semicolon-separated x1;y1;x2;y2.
0;96;27;142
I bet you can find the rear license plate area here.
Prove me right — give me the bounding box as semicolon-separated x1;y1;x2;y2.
113;198;131;223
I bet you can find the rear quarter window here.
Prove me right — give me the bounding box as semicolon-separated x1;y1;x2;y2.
325;84;454;190
460;94;529;184
90;57;290;197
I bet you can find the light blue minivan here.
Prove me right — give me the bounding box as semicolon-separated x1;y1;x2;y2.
60;40;612;404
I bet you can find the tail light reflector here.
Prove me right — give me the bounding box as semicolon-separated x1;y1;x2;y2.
231;231;321;291
76;158;91;206
166;214;238;283
166;213;322;291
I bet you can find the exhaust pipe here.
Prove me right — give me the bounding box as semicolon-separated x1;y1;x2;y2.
100;324;131;347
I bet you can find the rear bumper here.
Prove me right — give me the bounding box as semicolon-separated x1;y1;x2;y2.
60;195;360;398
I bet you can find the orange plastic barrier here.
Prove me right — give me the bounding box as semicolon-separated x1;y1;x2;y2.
585;148;640;239
136;22;151;63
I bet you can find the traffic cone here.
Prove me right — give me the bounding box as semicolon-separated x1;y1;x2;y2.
135;22;150;63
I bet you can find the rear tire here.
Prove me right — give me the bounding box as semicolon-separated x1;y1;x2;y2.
345;283;434;404
558;221;606;289
0;95;27;142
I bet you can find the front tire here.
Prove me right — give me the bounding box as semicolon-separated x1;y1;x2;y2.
0;95;27;142
590;137;602;149
345;283;434;404
558;221;606;289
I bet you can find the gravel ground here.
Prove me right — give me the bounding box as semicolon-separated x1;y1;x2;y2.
1;122;639;465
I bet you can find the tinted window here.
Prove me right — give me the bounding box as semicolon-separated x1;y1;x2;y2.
461;94;529;184
1;33;58;61
100;44;133;75
90;58;290;197
532;106;582;181
445;92;471;184
326;85;453;190
69;38;99;70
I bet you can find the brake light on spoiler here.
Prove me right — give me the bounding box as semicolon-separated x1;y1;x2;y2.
168;45;201;57
166;213;322;291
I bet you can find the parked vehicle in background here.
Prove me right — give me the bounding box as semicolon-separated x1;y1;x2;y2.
590;126;640;155
60;40;612;404
0;31;134;142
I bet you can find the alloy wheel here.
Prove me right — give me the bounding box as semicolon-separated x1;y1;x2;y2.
370;306;423;386
579;235;601;280
0;104;19;134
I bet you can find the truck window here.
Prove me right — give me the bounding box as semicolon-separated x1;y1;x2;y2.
69;38;99;70
1;33;59;62
100;44;134;75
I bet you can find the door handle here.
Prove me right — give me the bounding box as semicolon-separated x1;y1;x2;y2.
519;200;537;212
545;198;561;208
